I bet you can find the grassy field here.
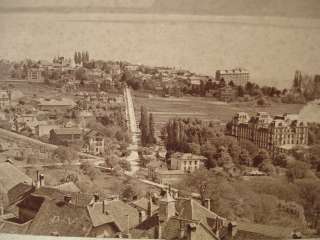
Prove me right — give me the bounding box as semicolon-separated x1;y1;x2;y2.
132;93;304;132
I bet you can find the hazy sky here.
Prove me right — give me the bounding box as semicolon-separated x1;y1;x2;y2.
0;0;154;8
0;0;319;18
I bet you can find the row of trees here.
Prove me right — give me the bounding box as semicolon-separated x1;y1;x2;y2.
74;51;90;65
139;106;156;146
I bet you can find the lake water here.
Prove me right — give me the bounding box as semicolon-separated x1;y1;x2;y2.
0;13;320;88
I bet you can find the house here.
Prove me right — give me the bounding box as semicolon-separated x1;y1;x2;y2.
130;196;159;223
38;98;76;112
49;128;83;146
155;170;186;185
86;199;140;238
0;90;11;109
35;123;59;137
218;86;236;102
27;197;92;237
147;160;165;181
0;162;33;207
14;113;38;132
170;152;206;173
27;68;43;82
83;130;105;156
131;191;233;240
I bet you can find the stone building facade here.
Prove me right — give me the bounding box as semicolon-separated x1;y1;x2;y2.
229;112;308;152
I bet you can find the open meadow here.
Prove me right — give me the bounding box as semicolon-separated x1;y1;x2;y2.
132;93;304;132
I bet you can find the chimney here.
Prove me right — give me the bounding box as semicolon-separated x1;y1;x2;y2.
147;195;153;217
157;220;162;239
36;170;39;188
205;198;211;210
179;220;185;239
186;223;197;240
228;221;238;238
0;206;4;216
93;193;99;202
39;174;45;187
64;194;72;204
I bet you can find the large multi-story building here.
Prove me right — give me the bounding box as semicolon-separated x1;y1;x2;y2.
27;68;43;82
229;112;308;152
0;90;11;109
215;68;249;86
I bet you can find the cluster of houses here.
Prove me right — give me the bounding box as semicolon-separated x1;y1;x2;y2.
0;87;126;157
0;160;301;239
9;57;123;93
123;63;249;101
0;160;242;240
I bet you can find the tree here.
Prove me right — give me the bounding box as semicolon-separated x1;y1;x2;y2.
53;146;78;163
182;169;215;206
148;113;156;144
239;149;252;166
286;161;309;182
121;184;137;201
237;85;245;97
119;159;131;171
273;153;288;168
253;150;270;167
140;106;150;146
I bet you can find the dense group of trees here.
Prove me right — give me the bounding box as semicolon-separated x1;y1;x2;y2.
139;106;156;146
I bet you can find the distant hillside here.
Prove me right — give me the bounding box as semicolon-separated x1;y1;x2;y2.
151;0;320;18
1;0;319;18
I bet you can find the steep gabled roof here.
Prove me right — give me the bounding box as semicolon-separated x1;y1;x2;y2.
33;186;93;207
52;182;80;193
52;128;82;135
84;129;104;138
131;197;159;213
176;198;223;229
87;200;139;232
0;162;32;193
27;199;92;237
7;183;34;205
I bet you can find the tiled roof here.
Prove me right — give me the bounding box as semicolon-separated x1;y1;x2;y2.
33;186;93;207
52;128;82;135
52;182;80;193
0;162;33;192
132;197;222;240
16;194;45;212
27;199;92;237
170;152;207;161
146;160;163;168
7;183;34;205
38;98;75;107
0;220;31;235
236;222;293;239
131;197;159;213
157;169;185;175
84;129;103;138
176;198;223;228
87;200;139;232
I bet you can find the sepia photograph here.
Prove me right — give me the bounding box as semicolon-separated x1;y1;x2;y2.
0;0;320;239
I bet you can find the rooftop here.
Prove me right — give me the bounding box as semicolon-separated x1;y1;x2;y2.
52;128;82;135
87;199;139;231
27;198;92;237
0;162;33;193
